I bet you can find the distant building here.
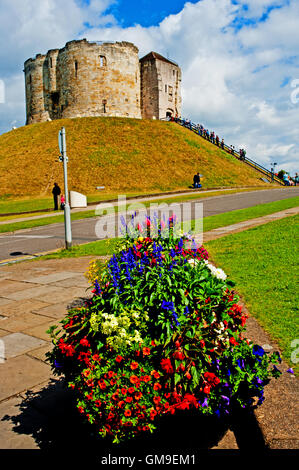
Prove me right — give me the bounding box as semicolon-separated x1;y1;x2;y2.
24;39;182;124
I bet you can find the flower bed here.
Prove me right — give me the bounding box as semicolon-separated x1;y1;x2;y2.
47;215;281;444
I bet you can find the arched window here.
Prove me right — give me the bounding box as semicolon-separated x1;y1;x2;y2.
99;56;107;67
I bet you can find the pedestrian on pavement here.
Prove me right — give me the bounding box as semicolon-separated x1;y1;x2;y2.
52;182;61;211
294;172;299;186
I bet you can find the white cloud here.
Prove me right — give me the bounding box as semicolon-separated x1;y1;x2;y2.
0;0;298;174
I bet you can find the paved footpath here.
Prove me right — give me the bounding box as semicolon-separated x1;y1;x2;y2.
0;208;298;450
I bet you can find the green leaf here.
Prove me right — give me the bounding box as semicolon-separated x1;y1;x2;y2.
175;373;181;385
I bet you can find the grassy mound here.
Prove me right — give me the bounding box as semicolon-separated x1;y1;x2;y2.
0;117;268;197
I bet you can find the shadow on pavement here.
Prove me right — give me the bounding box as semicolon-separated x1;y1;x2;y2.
1;378;267;455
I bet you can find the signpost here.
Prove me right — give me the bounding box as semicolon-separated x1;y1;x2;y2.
58;127;72;249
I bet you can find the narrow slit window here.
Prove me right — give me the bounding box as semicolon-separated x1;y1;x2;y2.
165;84;167;93
75;61;78;78
99;56;107;67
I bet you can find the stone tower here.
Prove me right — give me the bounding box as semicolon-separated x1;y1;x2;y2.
24;40;181;124
140;52;182;120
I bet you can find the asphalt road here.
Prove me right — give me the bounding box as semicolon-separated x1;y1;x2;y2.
0;188;298;262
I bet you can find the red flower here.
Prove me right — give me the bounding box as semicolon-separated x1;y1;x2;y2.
161;358;174;374
124;409;132;417
134;392;142;401
121;388;127;395
98;379;107;390
186;372;191;380
115;355;123;363
80;338;90;348
143;347;151;356
126;396;133;403
204;385;211;394
229;337;239;346
153;396;161;405
200;340;205;348
143;375;151;382
130;361;139;370
153;382;162;391
128;387;135;394
173;350;185;360
130;375;139;384
154;372;160;379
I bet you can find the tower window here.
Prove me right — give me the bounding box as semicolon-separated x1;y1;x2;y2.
99;56;107;67
75;61;78;78
165;84;167;93
50;57;53;68
102;99;107;113
168;85;173;101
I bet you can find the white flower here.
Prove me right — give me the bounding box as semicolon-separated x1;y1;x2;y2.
205;261;227;280
188;258;199;267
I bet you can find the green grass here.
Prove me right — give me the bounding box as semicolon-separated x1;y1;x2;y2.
201;196;299;232
0;117;269;198
205;215;299;374
39;238;120;259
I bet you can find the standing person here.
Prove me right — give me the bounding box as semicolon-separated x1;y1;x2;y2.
52;182;61;211
216;135;219;146
221;139;224;149
294;172;299;186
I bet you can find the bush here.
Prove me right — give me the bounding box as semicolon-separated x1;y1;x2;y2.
47;215;281;444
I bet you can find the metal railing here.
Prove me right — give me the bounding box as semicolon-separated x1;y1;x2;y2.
161;117;284;185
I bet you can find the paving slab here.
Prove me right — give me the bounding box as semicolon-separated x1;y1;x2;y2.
24;271;83;285
1;332;46;359
27;344;52;363
23;319;62;342
0;395;40;449
0;299;50;317
0;355;50;402
2;285;64;302
31;301;70;319
0;279;38;295
51;275;90;288
0;311;54;333
0;298;14;307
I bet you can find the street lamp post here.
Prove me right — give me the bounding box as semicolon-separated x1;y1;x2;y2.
58;127;72;249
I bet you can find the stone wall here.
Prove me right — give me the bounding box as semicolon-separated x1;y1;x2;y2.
24;40;181;124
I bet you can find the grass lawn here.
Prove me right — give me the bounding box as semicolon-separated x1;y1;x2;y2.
205;215;299;374
201;196;299;232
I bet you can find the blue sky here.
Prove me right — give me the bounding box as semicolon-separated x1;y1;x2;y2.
94;0;200;27
0;0;298;173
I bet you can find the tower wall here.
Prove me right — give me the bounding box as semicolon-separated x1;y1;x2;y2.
24;54;50;124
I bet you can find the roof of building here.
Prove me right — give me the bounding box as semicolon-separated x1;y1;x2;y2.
140;51;178;66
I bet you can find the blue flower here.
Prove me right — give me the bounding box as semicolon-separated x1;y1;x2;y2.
201;397;208;407
287;368;294;374
252;345;265;357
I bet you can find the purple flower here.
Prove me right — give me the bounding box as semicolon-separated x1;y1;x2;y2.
202;397;208;407
287;368;294;374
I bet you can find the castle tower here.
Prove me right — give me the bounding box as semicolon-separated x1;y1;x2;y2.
24;39;141;124
140;52;182;120
24;41;182;124
24;54;50;124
